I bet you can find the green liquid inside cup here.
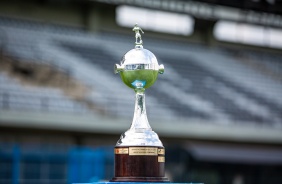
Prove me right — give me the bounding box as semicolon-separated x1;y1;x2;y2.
120;70;159;90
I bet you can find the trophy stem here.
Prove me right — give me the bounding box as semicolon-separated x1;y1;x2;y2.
130;90;152;130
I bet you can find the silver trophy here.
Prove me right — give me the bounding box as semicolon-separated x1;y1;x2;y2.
114;24;164;147
112;24;168;182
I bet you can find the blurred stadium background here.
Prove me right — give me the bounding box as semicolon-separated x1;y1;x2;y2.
0;0;282;184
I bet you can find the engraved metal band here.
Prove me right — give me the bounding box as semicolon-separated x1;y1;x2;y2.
124;64;159;71
115;147;165;156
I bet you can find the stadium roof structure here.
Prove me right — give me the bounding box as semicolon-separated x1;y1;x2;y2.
94;0;282;28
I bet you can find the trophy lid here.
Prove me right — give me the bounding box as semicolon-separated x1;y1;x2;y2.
121;48;158;67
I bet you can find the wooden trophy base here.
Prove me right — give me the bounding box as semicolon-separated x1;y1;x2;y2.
110;176;170;182
111;146;169;182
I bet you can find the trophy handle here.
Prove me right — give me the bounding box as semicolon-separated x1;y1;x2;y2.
114;64;124;74
158;64;164;74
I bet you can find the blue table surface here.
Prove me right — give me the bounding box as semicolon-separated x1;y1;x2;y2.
80;182;203;184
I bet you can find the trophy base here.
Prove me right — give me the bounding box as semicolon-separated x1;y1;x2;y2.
112;146;169;182
110;176;170;182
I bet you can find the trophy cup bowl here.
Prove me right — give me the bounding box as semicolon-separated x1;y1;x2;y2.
115;48;164;90
111;24;169;182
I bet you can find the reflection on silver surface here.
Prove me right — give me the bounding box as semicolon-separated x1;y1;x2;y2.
114;48;163;74
114;24;164;147
125;64;158;70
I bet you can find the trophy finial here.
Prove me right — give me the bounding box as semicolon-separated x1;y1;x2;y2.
132;23;144;48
